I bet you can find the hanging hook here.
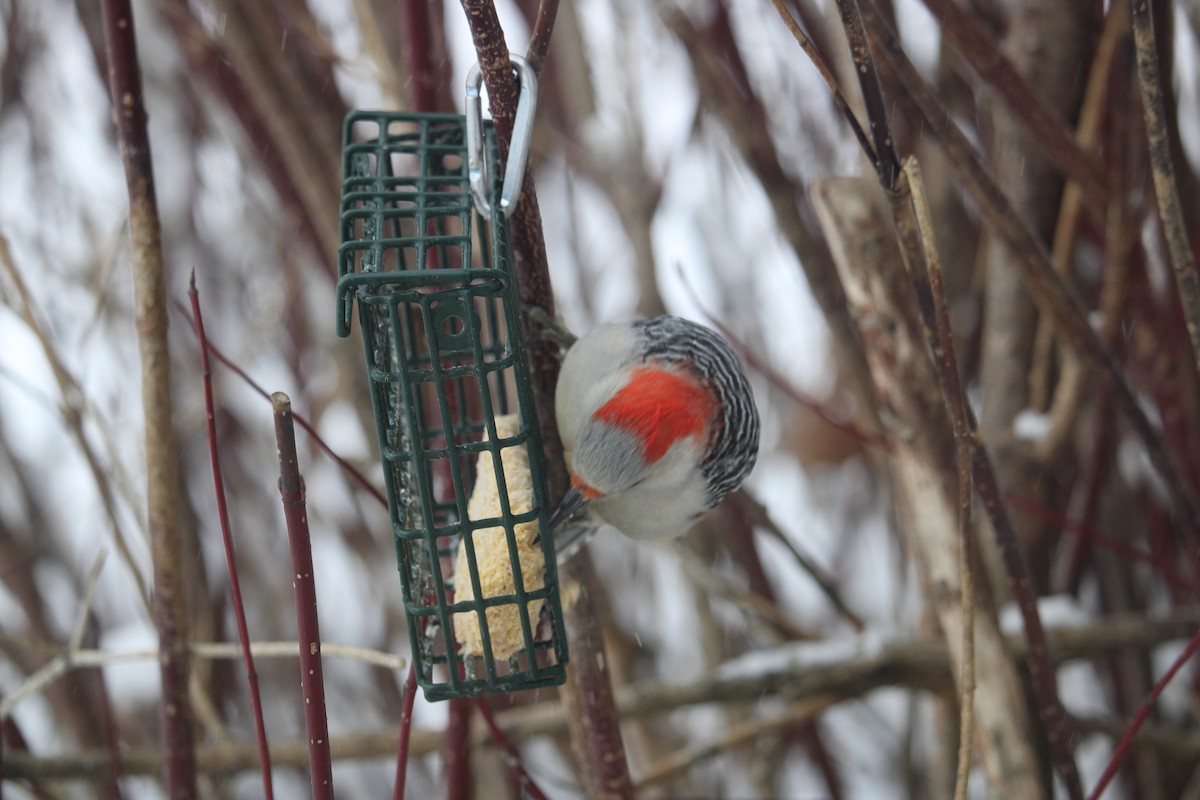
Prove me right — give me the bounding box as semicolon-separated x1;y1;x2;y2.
466;53;538;219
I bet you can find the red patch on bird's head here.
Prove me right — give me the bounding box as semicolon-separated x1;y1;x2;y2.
593;365;716;464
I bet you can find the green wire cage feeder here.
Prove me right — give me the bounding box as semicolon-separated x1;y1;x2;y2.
335;56;568;700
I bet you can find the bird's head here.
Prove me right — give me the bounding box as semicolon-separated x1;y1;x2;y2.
549;361;717;530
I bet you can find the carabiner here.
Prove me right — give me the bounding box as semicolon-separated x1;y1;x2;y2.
466;53;538;219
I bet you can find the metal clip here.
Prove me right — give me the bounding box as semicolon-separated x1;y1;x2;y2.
466;54;537;219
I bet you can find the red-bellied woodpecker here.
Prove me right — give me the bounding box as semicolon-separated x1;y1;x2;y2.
550;316;760;549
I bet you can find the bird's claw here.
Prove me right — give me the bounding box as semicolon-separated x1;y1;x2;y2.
522;304;577;352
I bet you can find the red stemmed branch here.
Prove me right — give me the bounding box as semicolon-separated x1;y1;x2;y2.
187;276;275;799
524;0;561;72
172;299;387;508
1006;493;1199;596
473;699;550;800
399;0;437;113
444;698;472;800
391;664;417;800
272;393;334;799
1086;626;1200;799
99;0;197;795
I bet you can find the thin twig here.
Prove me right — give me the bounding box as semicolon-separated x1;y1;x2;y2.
1;640;406;720
896;156;1082;795
524;0;561;72
1030;1;1128;413
833;0;900;188
188;275;274;800
1131;0;1200;381
204;0;341;260
1;553;109;720
272;392;333;799
474;699;551;800
0;236;151;612
172;298;387;508
1086;625;1200;799
99;0;197;794
75;554;127;796
664;7;879;437
733;491;866;631
1008;492;1197;596
767;0;877;166
673;542;816;641
1071;713;1200;764
635;695;844;790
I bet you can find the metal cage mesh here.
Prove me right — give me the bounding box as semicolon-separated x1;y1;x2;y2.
335;111;568;700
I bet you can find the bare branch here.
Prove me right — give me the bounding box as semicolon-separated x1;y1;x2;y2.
99;0;197;793
1132;0;1200;382
8;607;1199;782
525;0;561;72
188;277;274;799
858;0;1200;543
272;393;333;799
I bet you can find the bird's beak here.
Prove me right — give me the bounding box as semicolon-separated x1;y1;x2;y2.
548;486;590;531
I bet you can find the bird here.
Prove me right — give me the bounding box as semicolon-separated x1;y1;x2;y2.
549;315;760;555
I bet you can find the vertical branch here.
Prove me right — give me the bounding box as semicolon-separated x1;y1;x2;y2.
272;393;333;799
443;698;472;800
98;2;196;796
900;160;975;800
473;699;551;800
556;555;634;799
188;277;274;800
392;664;417;800
834;0;901;188
400;0;438;112
524;0;561;72
457;3;633;796
1132;0;1200;379
459;0;565;488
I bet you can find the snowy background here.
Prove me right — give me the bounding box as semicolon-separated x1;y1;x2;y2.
2;0;1199;797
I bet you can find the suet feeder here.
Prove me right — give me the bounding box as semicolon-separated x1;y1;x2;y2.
335;56;568;700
